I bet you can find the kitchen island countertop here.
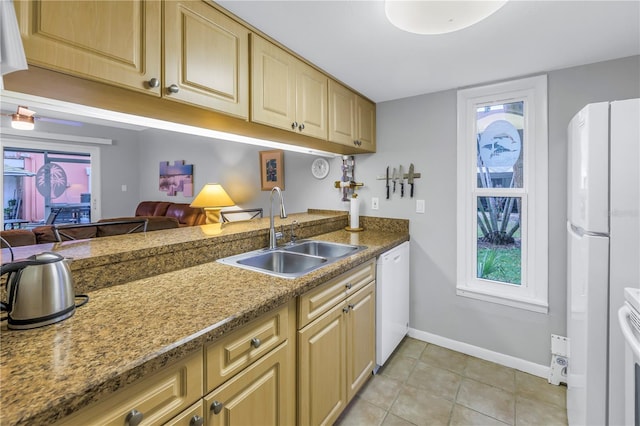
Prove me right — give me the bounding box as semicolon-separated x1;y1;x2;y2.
0;213;408;426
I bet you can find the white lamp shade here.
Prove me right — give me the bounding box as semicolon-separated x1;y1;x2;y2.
385;0;508;35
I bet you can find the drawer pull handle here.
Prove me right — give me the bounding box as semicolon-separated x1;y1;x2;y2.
190;415;204;426
251;337;262;348
211;400;224;415
125;409;144;426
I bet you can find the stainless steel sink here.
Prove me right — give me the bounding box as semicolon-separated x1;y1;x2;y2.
217;240;366;279
282;240;360;258
237;251;327;274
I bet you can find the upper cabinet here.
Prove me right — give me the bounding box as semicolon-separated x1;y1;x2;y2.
329;80;376;151
15;0;249;119
164;1;249;119
13;0;162;94
251;34;328;140
12;1;374;153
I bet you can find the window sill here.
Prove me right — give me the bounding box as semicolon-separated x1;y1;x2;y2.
456;286;549;314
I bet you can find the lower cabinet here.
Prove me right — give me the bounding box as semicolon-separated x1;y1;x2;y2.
203;341;293;425
298;261;376;426
55;349;203;426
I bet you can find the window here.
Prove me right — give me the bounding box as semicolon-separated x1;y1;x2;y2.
2;138;102;226
456;75;548;313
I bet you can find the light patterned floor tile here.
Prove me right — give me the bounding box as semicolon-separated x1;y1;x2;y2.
406;361;462;401
450;404;510;426
394;337;427;359
335;396;387;426
378;354;417;382
456;378;515;424
381;412;416;426
390;386;453;426
515;396;568;426
420;344;468;374
464;357;516;392
358;373;403;410
515;371;567;409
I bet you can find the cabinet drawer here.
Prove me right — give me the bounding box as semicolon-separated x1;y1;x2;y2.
298;260;375;329
205;301;292;393
56;349;203;426
164;400;204;426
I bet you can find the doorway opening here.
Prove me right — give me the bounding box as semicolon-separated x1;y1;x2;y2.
2;139;102;229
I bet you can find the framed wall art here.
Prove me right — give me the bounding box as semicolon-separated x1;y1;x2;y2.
259;150;285;191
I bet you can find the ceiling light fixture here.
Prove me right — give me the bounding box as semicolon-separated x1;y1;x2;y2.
11;105;35;130
385;0;508;35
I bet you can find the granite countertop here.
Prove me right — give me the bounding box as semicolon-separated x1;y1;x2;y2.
0;213;409;426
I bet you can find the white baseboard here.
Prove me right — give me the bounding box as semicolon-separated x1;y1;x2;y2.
408;328;550;379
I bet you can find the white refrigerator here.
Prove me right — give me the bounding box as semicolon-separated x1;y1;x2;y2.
567;98;640;426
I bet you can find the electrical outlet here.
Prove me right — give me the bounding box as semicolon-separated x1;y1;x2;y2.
371;197;379;210
121;184;127;192
416;199;425;213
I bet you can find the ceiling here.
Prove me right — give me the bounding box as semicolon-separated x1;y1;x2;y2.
218;0;640;103
1;1;638;131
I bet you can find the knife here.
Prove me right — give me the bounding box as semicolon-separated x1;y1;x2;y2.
399;165;404;197
386;166;390;200
392;168;398;193
408;163;415;197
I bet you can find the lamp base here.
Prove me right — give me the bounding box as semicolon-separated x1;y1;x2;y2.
203;208;222;224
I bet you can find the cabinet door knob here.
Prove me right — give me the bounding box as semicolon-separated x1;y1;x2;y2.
298;123;305;131
345;283;352;290
348;304;355;310
190;415;204;426
211;400;224;415
343;306;350;314
125;409;144;426
291;121;298;130
251;337;261;348
147;78;159;88
167;84;180;94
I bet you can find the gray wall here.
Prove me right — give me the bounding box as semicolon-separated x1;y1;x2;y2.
353;55;640;365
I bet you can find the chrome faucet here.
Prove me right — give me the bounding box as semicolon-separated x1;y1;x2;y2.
269;186;287;249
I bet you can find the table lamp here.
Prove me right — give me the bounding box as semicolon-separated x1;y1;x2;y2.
190;183;235;223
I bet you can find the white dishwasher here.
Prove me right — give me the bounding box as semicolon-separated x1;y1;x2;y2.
376;241;410;371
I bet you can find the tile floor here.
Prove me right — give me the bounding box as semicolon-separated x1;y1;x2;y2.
335;337;567;426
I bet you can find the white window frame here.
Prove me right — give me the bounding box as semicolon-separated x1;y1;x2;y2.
1;137;103;223
456;75;548;313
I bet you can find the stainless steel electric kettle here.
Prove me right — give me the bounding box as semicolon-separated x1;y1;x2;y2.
1;252;85;330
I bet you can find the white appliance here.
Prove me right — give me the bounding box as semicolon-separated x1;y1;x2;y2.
375;241;410;370
566;98;640;426
619;287;640;426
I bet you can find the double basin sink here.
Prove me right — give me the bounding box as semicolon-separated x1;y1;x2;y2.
217;240;367;279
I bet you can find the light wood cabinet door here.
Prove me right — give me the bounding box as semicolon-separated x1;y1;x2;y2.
298;303;347;426
164;0;249;118
346;282;376;401
203;341;294;426
251;34;297;131
295;61;328;139
329;80;376;152
14;0;161;95
251;34;327;139
328;80;356;146
356;96;377;152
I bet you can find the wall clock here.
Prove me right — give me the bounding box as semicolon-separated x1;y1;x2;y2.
311;158;330;179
